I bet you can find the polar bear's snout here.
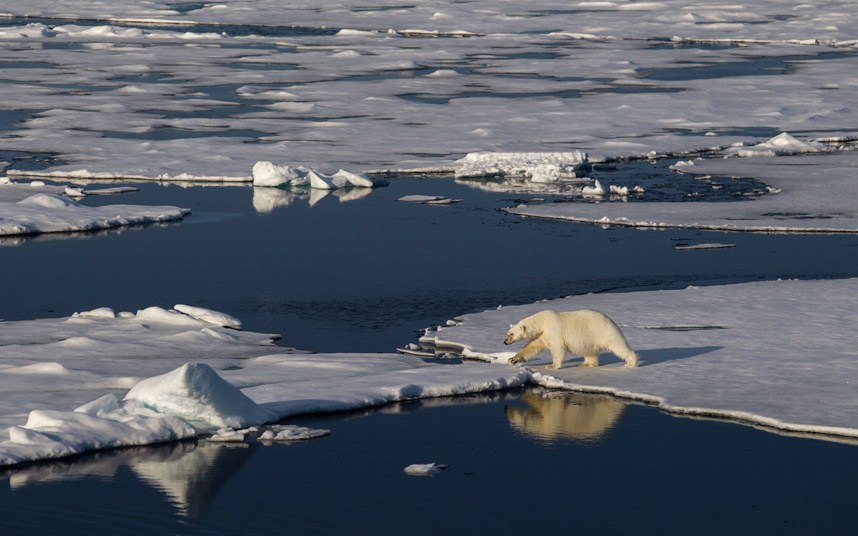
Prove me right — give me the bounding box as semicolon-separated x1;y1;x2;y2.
504;324;519;345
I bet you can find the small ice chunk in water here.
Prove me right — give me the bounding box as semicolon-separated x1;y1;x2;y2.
207;428;248;442
398;195;445;203
403;463;449;476
252;161;308;187
582;179;605;197
332;169;374;188
259;425;331;442
307;170;337;190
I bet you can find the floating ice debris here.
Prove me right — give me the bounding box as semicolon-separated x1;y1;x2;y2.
258;425;331;442
251;161;309;188
81;186;139;196
332;169;375;188
207;428;248;442
727;132;827;157
397;194;461;205
63;186;86;198
609;184;629;196
403;463;449;476
582;179;605;197
454;152;590;180
252;162;383;189
307;169;337;190
673;243;736;250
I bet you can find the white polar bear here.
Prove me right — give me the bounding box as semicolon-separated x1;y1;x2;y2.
504;309;638;369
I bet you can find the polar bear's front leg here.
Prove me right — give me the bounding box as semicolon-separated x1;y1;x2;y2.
509;338;546;365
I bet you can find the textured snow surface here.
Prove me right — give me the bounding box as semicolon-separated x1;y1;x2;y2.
420;278;858;440
0;2;857;177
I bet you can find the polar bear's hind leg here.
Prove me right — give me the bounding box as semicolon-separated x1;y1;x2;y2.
580;354;600;368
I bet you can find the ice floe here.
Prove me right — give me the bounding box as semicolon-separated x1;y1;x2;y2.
0;181;190;238
419;278;858;441
0;307;528;466
508;149;858;233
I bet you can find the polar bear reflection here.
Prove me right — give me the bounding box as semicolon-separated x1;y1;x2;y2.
506;389;625;442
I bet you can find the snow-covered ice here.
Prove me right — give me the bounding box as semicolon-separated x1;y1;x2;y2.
454;152;590;181
0;179;189;238
508;146;858;233
0;2;856;178
4;274;857;466
0;307;528;466
1;0;858;477
420;278;858;440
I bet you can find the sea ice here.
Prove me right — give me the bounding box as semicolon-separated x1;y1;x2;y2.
251;161;381;189
454;152;590;180
420;278;858;440
508;149;858;233
0;190;190;238
0;307;528;466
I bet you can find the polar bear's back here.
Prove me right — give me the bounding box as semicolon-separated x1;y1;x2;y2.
553;309;629;356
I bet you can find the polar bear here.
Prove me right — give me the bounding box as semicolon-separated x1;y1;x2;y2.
504;309;638;369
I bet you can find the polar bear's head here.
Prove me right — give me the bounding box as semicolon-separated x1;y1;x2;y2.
504;322;528;345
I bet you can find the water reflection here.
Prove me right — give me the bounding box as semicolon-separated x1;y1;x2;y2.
252;185;375;213
2;440;256;517
0;221;179;247
505;389;625;442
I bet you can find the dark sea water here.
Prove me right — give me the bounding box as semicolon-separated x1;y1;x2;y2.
3;391;858;535
2;172;858;533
